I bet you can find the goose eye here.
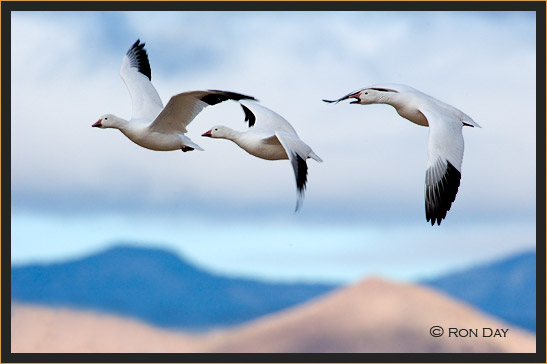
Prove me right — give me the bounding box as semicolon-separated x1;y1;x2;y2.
364;92;368;95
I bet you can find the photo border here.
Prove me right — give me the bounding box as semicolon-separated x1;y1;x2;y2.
1;1;545;363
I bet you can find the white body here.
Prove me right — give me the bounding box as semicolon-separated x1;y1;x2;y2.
115;120;196;151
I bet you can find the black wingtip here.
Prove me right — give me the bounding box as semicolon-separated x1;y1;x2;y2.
322;99;338;103
127;39;152;81
295;154;308;193
425;161;461;226
292;154;308;212
201;90;257;106
241;104;256;128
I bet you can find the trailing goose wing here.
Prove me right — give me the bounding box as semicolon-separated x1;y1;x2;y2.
275;131;311;212
421;107;465;225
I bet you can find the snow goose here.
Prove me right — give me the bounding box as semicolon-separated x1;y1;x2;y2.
93;40;255;152
201;100;323;211
324;83;480;225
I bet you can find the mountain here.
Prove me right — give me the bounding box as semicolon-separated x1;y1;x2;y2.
11;245;537;333
424;251;536;332
11;245;335;330
201;278;536;353
11;278;536;353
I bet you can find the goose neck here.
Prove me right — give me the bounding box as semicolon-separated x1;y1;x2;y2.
224;128;244;142
376;91;397;106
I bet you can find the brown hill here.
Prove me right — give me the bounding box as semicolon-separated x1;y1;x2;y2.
11;303;207;353
11;278;535;353
202;277;535;353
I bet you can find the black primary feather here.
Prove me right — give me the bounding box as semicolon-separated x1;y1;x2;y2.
425;161;461;226
201;91;256;106
241;104;256;127
295;153;308;193
126;39;152;81
294;154;309;212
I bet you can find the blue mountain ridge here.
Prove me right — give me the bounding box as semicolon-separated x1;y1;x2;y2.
11;245;536;332
424;250;536;332
11;245;336;330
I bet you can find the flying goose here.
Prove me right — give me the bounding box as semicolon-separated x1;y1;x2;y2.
93;40;255;152
202;100;322;211
324;84;480;225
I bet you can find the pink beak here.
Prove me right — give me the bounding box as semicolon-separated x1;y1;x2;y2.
92;119;102;128
201;130;212;137
348;92;362;104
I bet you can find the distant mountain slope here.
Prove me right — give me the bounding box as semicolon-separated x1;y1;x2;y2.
424;251;536;332
11;245;335;330
11;279;536;353
200;278;536;353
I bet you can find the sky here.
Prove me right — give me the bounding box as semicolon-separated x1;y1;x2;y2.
9;9;537;284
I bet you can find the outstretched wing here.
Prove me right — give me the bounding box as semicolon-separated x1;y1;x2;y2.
275;131;311;212
150;90;256;134
120;40;163;121
421;107;465;225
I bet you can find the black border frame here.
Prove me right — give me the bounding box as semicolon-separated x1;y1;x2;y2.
2;1;545;363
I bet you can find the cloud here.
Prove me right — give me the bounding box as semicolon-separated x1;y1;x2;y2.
9;10;537;226
8;10;538;282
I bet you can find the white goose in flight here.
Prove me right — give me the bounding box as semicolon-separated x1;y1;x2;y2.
324;84;480;225
201;100;322;211
93;40;255;152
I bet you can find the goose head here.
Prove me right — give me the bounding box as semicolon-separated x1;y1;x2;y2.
201;125;236;139
348;87;399;105
92;114;123;129
324;87;399;105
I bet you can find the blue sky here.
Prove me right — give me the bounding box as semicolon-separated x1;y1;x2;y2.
10;10;536;283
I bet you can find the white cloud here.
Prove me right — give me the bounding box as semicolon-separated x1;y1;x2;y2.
9;11;537;277
12;12;536;206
